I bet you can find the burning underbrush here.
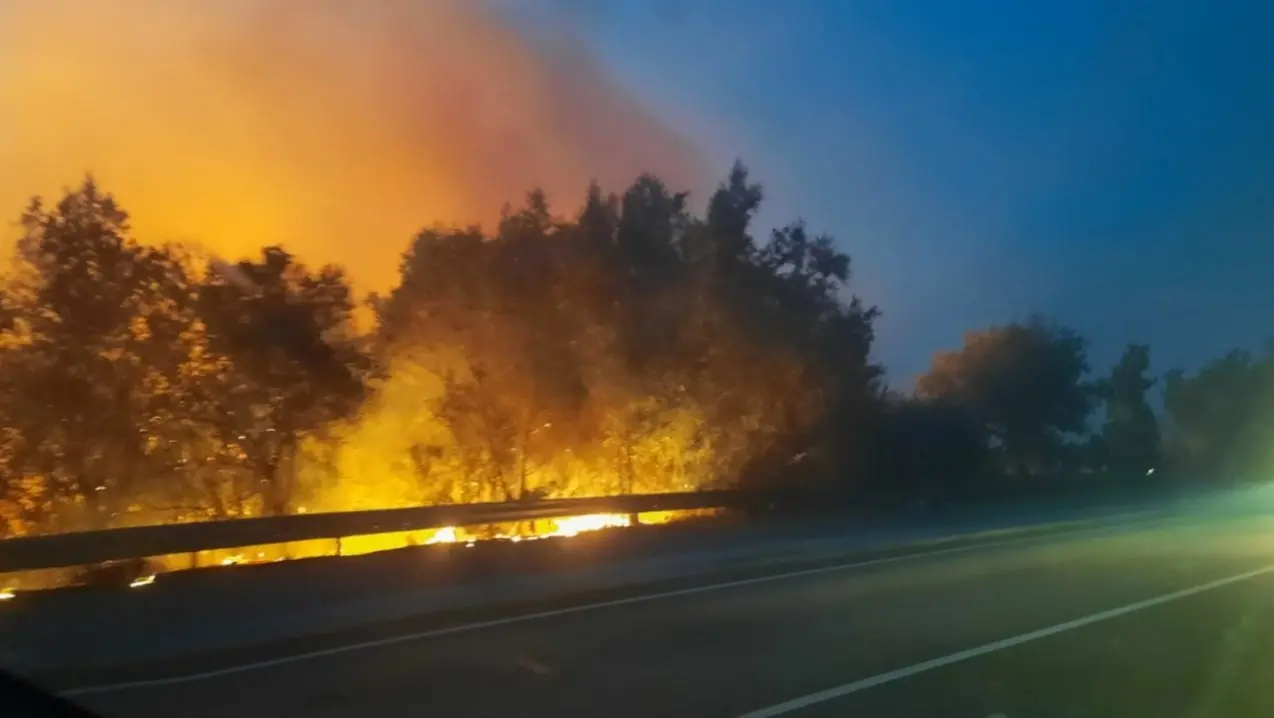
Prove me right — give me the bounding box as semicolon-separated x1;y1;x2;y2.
0;508;717;595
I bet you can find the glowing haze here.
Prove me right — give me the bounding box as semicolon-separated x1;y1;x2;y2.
0;0;704;288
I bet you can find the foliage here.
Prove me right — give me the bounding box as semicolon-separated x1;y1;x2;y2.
1162;348;1274;479
916;317;1093;476
3;170;1270;539
0;166;881;535
1096;344;1160;473
0;179;370;531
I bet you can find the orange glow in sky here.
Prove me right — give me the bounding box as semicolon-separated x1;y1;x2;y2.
0;0;703;289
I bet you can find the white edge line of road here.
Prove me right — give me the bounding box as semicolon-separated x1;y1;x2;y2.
737;562;1274;717
60;511;1155;697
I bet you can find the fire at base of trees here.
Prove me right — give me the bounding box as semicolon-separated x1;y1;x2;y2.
0;164;878;539
0;165;1270;550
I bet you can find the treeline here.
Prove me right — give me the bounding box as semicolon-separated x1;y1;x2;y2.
0;168;1267;537
880;319;1274;501
0;166;878;535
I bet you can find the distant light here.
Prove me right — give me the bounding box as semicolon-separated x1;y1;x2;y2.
94;485;106;492
0;588;15;601
464;541;475;548
296;506;309;514
129;575;156;589
1147;468;1156;475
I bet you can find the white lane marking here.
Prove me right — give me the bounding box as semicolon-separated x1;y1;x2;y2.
60;515;1149;697
737;563;1274;717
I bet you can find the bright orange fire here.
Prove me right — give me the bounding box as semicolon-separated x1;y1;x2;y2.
0;510;717;592
0;1;729;594
0;0;705;289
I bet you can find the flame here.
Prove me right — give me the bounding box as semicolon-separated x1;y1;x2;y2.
0;0;704;289
426;526;459;545
545;513;632;537
0;508;716;591
298;511;650;558
0;1;746;594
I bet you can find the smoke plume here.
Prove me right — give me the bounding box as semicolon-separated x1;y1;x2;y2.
0;0;704;287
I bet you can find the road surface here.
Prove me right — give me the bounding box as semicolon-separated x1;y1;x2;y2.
3;492;1160;674
59;509;1274;716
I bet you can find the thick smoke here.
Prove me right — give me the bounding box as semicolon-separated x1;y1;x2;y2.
0;0;704;288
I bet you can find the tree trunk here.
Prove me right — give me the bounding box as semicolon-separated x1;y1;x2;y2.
263;433;298;516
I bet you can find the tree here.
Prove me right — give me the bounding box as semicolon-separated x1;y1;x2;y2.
0;164;888;537
198;247;367;515
695;160;763;271
917;317;1093;475
369;165;882;505
1162;348;1274;479
379;202;585;502
1097;344;1160;474
0;179;206;529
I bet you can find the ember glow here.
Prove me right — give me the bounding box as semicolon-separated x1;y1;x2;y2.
91;509;705;587
312;512;640;559
549;514;633;537
224;510;689;563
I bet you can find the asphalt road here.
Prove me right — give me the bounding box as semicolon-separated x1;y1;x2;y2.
63;509;1274;717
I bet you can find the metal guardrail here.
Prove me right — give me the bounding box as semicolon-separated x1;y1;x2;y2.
0;491;749;573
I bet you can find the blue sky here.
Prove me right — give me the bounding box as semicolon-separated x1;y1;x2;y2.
504;0;1274;386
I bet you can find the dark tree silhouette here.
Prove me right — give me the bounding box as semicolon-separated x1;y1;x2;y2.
1097;343;1160;474
1163;348;1274;480
199;247;367;515
917;317;1093;476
